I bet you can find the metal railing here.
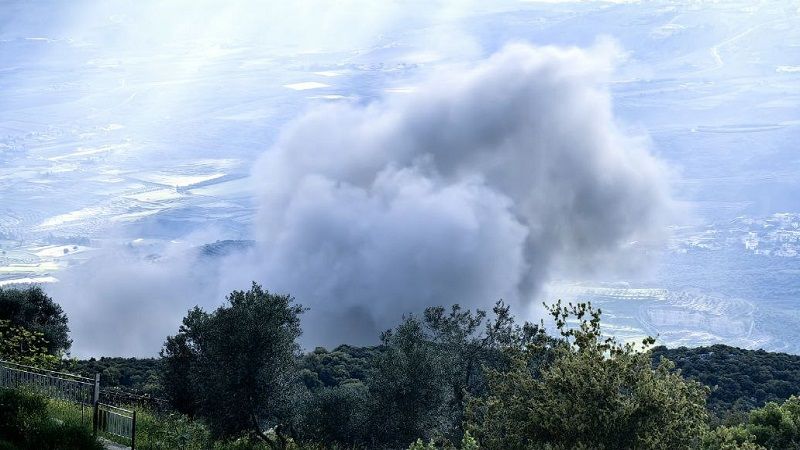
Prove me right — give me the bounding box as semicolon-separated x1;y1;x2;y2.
96;402;137;450
0;359;98;405
0;359;137;449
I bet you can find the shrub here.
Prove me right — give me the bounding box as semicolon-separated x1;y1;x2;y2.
0;388;103;450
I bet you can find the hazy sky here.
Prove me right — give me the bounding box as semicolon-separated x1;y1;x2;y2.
2;1;799;356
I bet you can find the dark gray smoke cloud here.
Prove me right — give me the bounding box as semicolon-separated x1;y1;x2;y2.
238;41;673;346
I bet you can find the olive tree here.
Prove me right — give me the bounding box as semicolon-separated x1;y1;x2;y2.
368;316;449;447
161;282;305;449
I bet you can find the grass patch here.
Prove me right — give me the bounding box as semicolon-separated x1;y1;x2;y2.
2;388;336;450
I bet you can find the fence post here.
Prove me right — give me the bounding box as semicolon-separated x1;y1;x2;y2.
92;402;98;436
92;373;100;436
131;410;137;450
94;373;100;404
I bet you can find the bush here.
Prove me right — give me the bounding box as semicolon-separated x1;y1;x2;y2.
746;396;800;448
0;388;103;450
0;440;19;450
133;410;212;450
0;388;48;443
27;421;103;450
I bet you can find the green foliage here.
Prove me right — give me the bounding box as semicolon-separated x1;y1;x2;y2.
0;388;48;444
467;301;709;450
368;316;449;446
161;331;197;416
652;345;800;416
423;301;548;440
405;431;480;450
0;320;59;369
0;388;103;450
304;382;370;445
298;345;377;390
133;410;213;450
366;301;545;448
701;426;764;450
161;282;306;446
460;431;479;450
745;395;800;448
701;397;800;450
408;438;438;450
70;356;163;395
0;287;71;355
15;280;791;450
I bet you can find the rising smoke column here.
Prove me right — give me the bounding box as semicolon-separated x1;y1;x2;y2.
247;41;673;346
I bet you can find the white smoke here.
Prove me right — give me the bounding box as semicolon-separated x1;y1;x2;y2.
47;41;673;356
232;41;673;346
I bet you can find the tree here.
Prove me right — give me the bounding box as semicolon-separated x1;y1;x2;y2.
161;316;202;417
423;301;550;441
467;301;710;450
0;286;71;355
744;396;800;448
293;302;545;448
160;282;305;449
368;316;450;447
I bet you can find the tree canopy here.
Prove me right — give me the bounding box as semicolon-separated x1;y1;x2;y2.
467;301;710;450
0;286;71;355
161;282;305;448
652;345;800;417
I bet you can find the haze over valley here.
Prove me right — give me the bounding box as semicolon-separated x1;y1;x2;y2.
1;0;799;357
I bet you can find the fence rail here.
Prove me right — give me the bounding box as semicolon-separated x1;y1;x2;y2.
0;359;136;449
96;402;136;449
101;385;170;411
0;359;97;405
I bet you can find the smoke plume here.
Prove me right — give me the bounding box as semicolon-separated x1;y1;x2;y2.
237;41;673;346
48;41;672;356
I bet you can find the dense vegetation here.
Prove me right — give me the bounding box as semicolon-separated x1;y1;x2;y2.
70;357;163;396
653;345;800;417
3;284;800;449
0;389;104;450
57;342;800;426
